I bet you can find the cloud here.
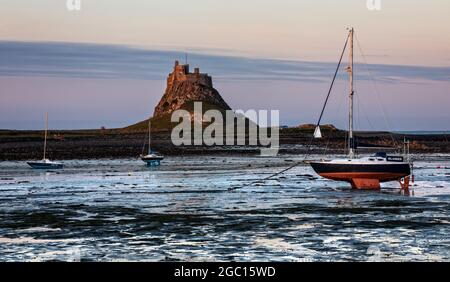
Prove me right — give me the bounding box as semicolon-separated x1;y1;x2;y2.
0;41;449;83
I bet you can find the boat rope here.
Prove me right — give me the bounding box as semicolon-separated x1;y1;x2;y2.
322;83;347;156
354;33;398;149
314;33;350;140
355;91;375;131
229;33;350;191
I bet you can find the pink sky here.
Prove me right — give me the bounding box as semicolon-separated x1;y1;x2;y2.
0;0;449;130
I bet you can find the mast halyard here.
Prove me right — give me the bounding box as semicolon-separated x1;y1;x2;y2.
43;112;48;160
347;28;355;158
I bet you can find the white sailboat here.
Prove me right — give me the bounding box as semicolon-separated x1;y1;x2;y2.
140;119;164;166
27;113;63;169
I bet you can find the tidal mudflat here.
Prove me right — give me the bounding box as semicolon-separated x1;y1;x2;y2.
0;155;449;261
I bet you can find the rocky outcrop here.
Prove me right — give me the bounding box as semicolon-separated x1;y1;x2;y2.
153;61;231;118
298;124;338;131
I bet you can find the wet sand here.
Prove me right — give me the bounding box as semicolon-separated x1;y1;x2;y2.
0;154;449;261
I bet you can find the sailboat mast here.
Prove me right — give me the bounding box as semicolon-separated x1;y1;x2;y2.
148;119;151;155
43;112;48;160
348;28;355;158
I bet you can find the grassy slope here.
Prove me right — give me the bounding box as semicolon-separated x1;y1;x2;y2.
122;101;235;132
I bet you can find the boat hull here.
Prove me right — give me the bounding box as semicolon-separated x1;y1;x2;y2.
141;156;164;166
310;162;410;190
27;162;63;169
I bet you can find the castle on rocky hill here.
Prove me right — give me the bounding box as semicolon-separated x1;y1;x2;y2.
167;60;213;89
153;61;230;118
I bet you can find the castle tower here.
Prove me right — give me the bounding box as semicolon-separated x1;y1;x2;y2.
166;60;213;90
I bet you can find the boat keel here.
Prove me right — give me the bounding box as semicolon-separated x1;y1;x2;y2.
350;178;380;190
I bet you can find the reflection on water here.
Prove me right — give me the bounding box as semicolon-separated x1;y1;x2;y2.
0;154;449;261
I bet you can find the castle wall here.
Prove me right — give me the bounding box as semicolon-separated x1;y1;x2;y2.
166;61;212;88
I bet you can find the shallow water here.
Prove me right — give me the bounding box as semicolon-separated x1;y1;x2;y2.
0;154;449;261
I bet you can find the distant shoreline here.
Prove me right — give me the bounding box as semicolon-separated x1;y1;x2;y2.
1;129;449;134
392;131;450;135
1;128;448;161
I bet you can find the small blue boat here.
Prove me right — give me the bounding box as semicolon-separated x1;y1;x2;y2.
27;113;63;170
27;159;64;169
140;153;164;166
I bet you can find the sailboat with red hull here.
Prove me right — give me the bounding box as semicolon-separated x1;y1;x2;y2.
309;28;412;190
310;153;411;190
